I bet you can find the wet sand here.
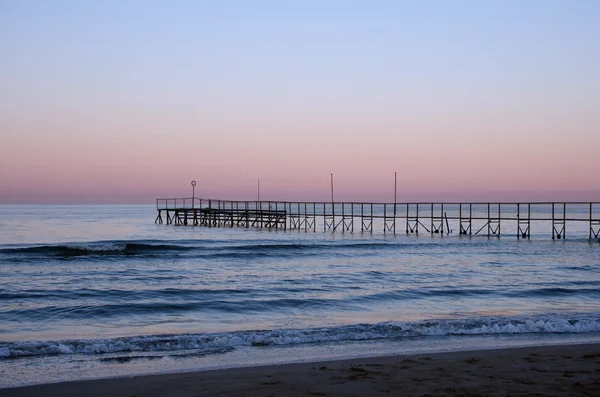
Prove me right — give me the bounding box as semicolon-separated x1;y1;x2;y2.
2;343;600;397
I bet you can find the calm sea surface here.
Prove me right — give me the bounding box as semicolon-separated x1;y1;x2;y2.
1;204;599;387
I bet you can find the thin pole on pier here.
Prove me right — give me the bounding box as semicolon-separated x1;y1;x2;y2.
394;172;397;234
191;180;196;208
330;174;334;202
394;172;397;203
258;179;260;202
331;173;335;230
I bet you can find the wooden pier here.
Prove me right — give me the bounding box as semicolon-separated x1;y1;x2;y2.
155;198;600;240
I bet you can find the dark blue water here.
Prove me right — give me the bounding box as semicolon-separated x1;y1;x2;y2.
1;205;599;387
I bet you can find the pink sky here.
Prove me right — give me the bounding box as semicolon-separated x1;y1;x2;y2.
2;101;597;204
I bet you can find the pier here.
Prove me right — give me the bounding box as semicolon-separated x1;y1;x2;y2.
156;198;600;240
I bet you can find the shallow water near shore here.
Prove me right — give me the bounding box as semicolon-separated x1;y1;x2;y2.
1;205;599;387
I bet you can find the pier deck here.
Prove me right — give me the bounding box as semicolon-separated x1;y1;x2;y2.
155;198;600;240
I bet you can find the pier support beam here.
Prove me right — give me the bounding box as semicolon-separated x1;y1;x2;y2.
459;204;472;236
384;203;395;234
552;203;566;240
324;203;336;232
475;203;500;237
406;204;430;234
430;204;447;235
590;203;600;240
361;203;373;233
335;203;353;233
517;203;531;239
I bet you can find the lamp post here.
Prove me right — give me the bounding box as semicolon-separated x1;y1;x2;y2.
330;173;334;202
191;180;196;208
394;172;397;204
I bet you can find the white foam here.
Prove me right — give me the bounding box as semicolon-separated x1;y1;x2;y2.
2;312;599;359
63;243;127;252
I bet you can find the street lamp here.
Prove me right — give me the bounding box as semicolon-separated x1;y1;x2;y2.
191;180;196;208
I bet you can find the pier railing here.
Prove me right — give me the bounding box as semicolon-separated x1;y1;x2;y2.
156;197;203;210
154;199;600;240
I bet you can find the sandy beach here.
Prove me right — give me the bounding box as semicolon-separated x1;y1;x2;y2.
2;343;599;397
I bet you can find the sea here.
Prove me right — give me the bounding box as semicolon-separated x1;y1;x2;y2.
1;204;600;388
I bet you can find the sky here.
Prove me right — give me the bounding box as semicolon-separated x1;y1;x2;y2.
1;0;599;204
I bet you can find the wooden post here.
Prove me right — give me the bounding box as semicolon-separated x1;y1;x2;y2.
440;203;444;236
498;203;501;236
430;203;434;234
487;203;491;237
552;203;555;239
517;203;520;239
459;203;463;235
342;202;345;233
406;203;409;234
416;204;419;234
359;203;364;232
246;201;249;228
528;203;531;238
469;203;472;235
563;202;566;239
313;202;317;232
350;202;353;232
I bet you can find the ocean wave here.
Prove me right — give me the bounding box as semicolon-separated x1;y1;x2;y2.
0;241;195;257
0;239;446;255
0;239;429;261
2;313;600;359
3;284;600;320
0;297;340;320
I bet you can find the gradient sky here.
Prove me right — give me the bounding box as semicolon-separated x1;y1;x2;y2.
1;0;599;204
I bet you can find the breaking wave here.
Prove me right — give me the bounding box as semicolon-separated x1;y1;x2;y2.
2;313;600;359
0;241;194;257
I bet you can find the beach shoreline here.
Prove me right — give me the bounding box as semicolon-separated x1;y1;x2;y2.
3;343;599;397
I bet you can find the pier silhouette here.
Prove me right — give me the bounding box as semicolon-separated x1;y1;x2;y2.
155;198;600;240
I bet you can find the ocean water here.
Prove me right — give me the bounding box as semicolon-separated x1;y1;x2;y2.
1;204;600;388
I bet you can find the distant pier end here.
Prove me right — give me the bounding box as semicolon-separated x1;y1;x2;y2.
155;198;600;240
